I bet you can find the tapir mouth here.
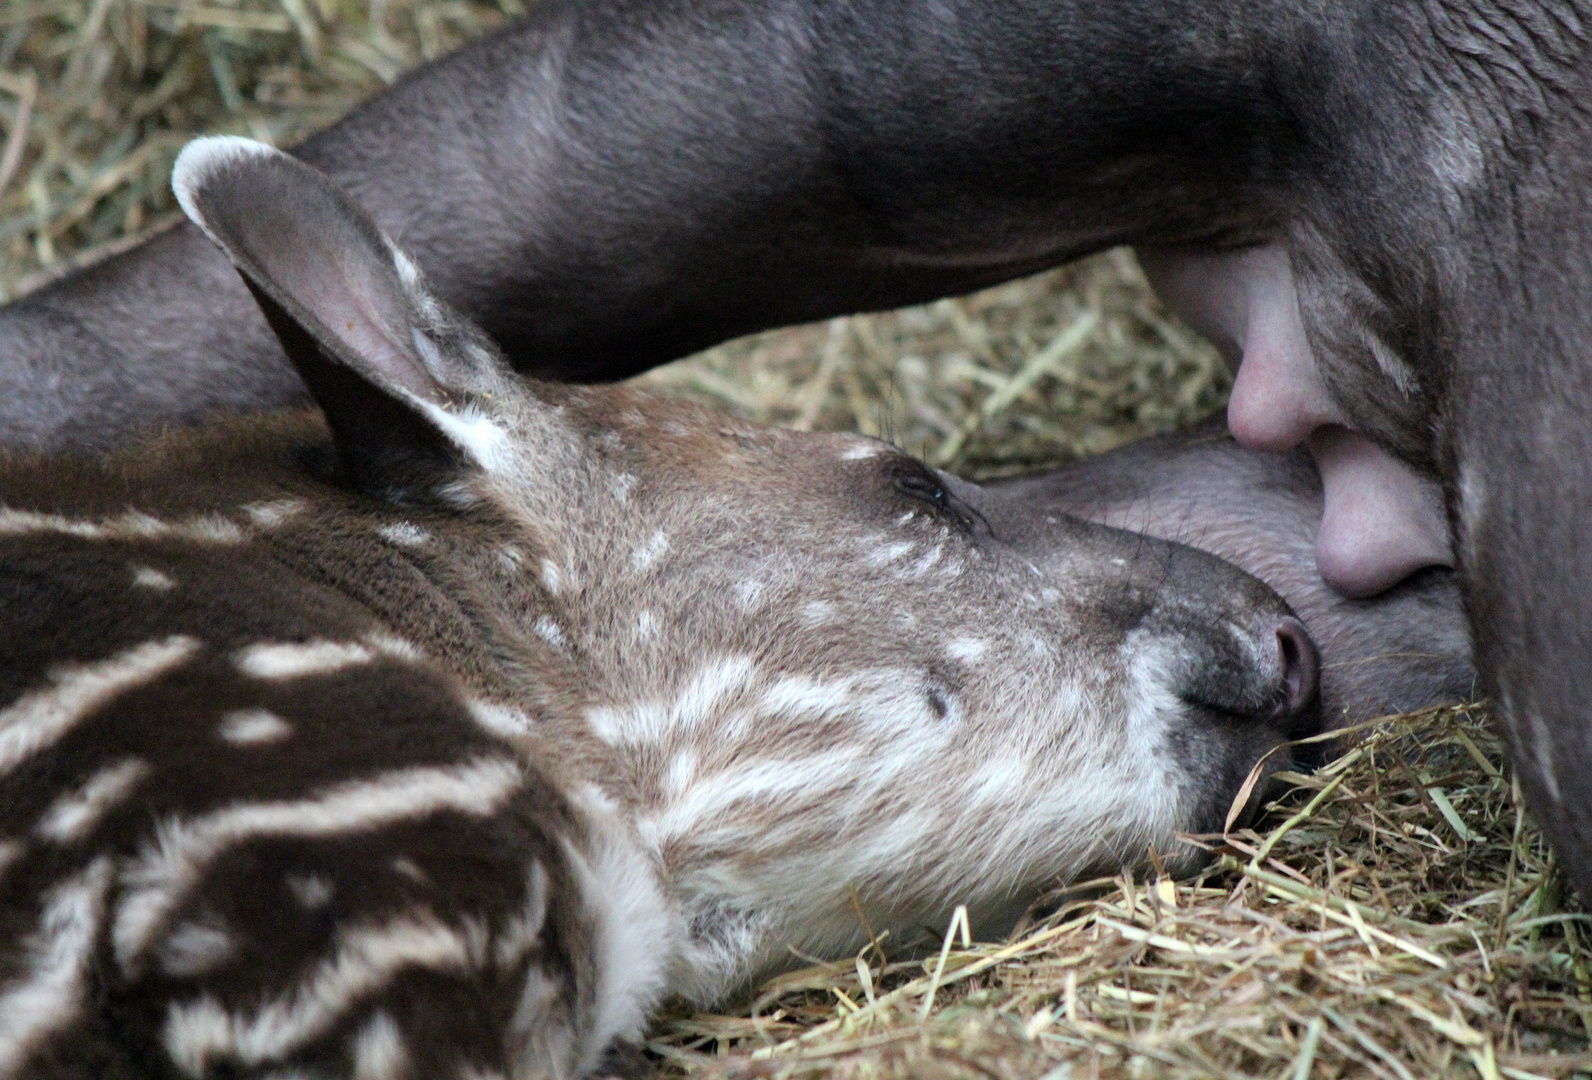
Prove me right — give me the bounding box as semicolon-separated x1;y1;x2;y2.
1159;611;1324;836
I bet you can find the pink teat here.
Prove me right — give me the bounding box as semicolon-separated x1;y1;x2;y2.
1141;243;1453;598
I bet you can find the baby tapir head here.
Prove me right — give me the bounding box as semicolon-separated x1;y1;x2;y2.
173;139;1318;994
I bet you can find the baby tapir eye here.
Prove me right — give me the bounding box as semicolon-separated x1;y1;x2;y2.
887;458;991;537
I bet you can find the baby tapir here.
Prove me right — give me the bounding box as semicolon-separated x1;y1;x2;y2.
993;429;1477;726
0;139;1318;1079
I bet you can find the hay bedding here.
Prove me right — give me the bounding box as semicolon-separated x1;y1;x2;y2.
0;1;1588;1075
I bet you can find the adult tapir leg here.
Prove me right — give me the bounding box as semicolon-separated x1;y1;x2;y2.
1448;103;1592;891
0;0;1303;451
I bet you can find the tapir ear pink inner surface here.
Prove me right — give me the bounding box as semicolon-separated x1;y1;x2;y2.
171;136;447;409
171;135;498;499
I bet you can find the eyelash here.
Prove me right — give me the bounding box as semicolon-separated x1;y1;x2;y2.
888;461;989;536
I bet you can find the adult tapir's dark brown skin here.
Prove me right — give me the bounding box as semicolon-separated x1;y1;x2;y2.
991;425;1477;727
2;2;1591;891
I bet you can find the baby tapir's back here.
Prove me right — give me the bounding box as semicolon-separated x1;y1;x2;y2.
0;422;595;1079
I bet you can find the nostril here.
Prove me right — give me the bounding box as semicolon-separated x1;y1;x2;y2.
1274;615;1320;731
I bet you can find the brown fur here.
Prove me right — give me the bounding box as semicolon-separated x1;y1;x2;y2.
0;140;1320;1079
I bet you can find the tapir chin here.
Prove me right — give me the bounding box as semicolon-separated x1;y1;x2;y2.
0;139;1321;1079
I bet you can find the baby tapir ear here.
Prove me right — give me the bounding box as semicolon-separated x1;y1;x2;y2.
172;136;508;502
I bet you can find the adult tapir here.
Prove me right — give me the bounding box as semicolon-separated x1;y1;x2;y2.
0;1;1583;883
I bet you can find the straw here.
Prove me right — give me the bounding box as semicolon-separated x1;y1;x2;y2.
2;5;1578;1077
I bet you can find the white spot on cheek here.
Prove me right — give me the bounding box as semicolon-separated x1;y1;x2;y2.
540;558;562;595
377;522;430;547
132;566;175;590
637;610;658;639
945;637;989;662
760;673;858;718
735;580;765;609
534;616;566;650
908;545;943;577
632;529;670;571
1041;587;1060;603
801;601;833;626
612;473;638;502
584;655;758;747
867;541;915;566
665;750;698;797
217;709;292;745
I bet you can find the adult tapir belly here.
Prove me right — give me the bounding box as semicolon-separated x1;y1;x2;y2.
992;427;1475;727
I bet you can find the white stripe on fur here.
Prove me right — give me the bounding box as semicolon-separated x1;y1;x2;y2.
350;1010;409;1080
35;758;151;843
234;641;376;680
164;913;472;1073
217;709;293;745
0;636;199;778
0;508;244;543
0;858;113;1079
114;757;524;971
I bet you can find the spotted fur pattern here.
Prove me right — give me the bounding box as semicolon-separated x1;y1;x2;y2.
0;140;1316;1078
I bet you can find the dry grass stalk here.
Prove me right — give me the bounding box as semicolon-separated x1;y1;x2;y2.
0;0;517;300
0;3;1585;1078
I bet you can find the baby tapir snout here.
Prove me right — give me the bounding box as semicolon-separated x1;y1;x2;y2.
971;480;1322;827
1119;539;1322;830
1128;542;1320;738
